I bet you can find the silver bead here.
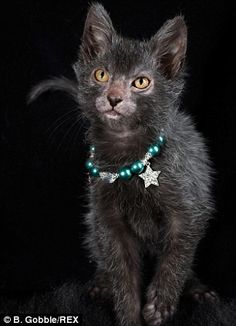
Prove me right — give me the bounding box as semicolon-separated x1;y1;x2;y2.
141;152;152;165
99;172;119;183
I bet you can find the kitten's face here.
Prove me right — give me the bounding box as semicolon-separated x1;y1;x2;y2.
75;4;187;131
77;40;162;129
92;64;153;122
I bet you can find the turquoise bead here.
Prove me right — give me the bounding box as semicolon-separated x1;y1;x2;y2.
90;167;100;177
158;135;165;146
90;145;95;152
118;167;132;180
148;144;160;156
130;161;144;174
85;160;94;170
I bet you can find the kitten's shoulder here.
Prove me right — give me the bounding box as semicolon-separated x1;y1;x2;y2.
158;110;213;189
167;110;209;157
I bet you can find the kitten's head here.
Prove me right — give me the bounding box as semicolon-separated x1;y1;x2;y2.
74;3;187;132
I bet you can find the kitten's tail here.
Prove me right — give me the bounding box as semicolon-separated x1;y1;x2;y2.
28;77;78;104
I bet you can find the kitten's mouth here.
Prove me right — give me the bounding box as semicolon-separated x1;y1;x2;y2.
104;109;122;120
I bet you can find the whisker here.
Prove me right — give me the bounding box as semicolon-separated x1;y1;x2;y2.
68;125;85;161
47;111;80;143
48;117;80;152
45;108;80;136
69;119;86;156
55;118;82;154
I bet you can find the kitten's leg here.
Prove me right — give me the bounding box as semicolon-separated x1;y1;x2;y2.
143;208;207;325
84;211;112;298
85;210;142;325
99;223;142;326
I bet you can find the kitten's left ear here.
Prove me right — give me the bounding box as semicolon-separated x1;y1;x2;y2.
150;16;187;79
80;3;116;62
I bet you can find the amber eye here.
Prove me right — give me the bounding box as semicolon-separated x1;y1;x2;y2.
133;77;150;89
94;69;109;82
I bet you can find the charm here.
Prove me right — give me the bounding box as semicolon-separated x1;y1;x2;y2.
100;172;119;183
139;163;161;188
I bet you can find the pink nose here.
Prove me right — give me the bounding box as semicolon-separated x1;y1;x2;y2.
107;96;123;107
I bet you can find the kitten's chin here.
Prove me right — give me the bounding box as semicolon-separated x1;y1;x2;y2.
99;113;141;136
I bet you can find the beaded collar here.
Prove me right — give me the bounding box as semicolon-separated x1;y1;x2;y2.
85;132;166;188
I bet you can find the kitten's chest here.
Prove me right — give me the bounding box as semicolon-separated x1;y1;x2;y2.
95;176;162;241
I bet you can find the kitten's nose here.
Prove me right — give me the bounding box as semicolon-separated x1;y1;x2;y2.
107;96;123;107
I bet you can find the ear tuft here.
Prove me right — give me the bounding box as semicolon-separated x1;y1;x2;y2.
151;16;187;79
81;3;115;62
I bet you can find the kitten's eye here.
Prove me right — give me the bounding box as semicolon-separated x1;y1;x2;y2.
94;69;110;82
132;77;150;89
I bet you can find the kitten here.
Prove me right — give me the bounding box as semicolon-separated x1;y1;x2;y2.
29;3;217;326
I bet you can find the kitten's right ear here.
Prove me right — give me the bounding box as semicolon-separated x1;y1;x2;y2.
80;3;115;62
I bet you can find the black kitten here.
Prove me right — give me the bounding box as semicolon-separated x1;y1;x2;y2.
30;3;216;326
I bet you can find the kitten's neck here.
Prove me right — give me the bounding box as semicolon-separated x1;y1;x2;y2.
87;124;162;169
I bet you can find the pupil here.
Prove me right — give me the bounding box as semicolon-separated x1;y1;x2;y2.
101;71;104;78
140;78;143;85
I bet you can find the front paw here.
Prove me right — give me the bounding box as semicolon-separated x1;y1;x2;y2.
142;287;176;326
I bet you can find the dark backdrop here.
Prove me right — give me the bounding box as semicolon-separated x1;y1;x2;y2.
1;0;236;303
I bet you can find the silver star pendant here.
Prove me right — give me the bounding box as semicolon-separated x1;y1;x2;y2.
139;164;161;188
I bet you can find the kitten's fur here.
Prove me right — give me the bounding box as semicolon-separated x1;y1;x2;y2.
30;4;215;326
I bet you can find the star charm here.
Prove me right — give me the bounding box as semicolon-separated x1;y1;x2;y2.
139;164;161;188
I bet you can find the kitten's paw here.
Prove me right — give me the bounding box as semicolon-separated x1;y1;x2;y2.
88;272;111;299
142;297;175;326
88;285;110;299
190;287;218;302
185;277;219;303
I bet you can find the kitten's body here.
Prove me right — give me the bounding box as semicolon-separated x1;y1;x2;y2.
30;4;215;326
85;110;213;326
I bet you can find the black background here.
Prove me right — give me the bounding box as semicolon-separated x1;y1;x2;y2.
1;0;236;303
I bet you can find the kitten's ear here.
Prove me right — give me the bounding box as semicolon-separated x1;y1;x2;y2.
150;16;187;79
80;3;115;62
